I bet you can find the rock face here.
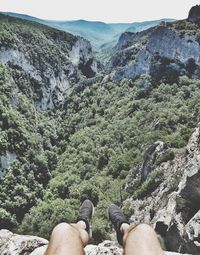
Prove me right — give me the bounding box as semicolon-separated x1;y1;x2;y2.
188;5;200;24
140;141;165;181
0;14;97;111
107;24;200;82
115;32;137;50
124;124;200;254
69;38;97;78
125;140;167;193
0;229;48;255
0;151;17;178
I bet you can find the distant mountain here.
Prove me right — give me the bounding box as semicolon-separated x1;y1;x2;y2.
107;19;200;82
1;12;175;49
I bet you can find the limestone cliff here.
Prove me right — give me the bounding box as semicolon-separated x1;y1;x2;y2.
0;14;97;111
107;20;200;83
124;124;200;254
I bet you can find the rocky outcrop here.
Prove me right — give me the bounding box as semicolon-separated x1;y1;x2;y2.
0;42;96;111
0;232;190;255
0;151;17;178
85;241;190;255
125;140;169;192
124;124;200;254
0;14;98;111
85;241;122;255
115;32;137;50
69;38;97;78
107;24;200;82
0;229;48;255
140;141;165;181
188;5;200;24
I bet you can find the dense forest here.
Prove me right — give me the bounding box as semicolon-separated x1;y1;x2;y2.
0;13;200;244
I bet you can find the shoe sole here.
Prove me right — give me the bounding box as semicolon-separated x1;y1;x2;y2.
89;204;95;238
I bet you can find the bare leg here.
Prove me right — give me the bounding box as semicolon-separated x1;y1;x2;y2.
121;223;164;255
45;221;89;255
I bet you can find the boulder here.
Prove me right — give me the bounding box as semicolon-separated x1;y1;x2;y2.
0;229;48;255
188;5;200;24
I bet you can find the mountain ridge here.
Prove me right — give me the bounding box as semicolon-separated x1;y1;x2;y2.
1;12;175;49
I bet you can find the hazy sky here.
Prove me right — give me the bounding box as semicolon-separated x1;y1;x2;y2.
0;0;200;23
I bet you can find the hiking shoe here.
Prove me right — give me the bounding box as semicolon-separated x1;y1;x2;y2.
76;199;94;236
108;204;129;245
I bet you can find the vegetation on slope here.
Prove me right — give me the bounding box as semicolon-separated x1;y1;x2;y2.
1;16;200;243
1;57;200;241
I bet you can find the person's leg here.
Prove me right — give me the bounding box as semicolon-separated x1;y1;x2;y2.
45;221;89;255
45;199;94;255
121;223;164;255
109;204;164;255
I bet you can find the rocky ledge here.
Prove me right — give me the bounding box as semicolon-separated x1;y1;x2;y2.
0;230;191;255
124;124;200;255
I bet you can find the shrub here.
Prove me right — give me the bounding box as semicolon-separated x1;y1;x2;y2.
18;199;78;238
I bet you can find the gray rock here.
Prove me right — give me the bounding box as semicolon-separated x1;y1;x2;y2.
85;241;122;255
124;124;200;254
185;210;200;253
0;34;97;111
0;231;190;255
188;5;200;24
125;140;166;192
115;32;137;50
0;151;17;178
0;229;48;255
85;241;188;255
141;140;165;181
108;24;200;82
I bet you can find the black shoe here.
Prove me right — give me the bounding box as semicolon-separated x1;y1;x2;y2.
76;199;94;236
108;204;129;245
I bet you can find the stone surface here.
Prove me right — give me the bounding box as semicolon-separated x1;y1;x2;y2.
115;32;137;50
85;241;190;255
0;229;48;255
85;241;122;255
0;151;17;178
125;140;167;193
124;124;200;254
188;5;200;24
0;231;190;255
107;24;200;82
0;33;97;111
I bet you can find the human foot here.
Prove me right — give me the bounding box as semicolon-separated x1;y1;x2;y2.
76;199;94;236
108;204;129;245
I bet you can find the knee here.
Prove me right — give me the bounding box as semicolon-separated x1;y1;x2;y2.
52;222;73;234
134;223;155;234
